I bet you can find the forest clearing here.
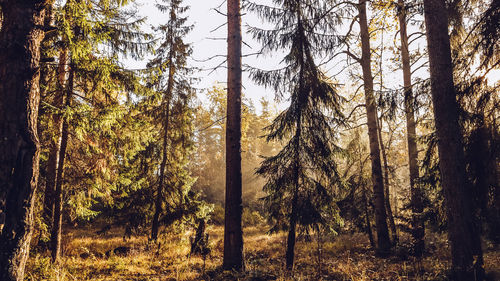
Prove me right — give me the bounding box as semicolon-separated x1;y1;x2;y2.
26;224;500;281
0;0;499;280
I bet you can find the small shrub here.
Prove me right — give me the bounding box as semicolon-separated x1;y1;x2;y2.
242;208;264;227
25;254;54;281
210;205;265;227
210;204;225;225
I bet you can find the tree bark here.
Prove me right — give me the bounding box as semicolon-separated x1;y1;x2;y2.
151;50;175;242
223;0;244;271
397;0;424;257
377;118;398;244
44;147;57;230
358;145;375;248
357;0;391;255
423;0;484;279
376;17;398;246
151;95;171;241
286;189;298;270
0;1;52;280
50;61;73;263
286;110;302;270
362;183;375;248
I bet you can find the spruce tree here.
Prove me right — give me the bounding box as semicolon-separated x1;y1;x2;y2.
36;0;152;261
396;0;424;257
247;0;345;270
423;0;484;278
224;0;244;270
146;0;196;241
356;0;392;255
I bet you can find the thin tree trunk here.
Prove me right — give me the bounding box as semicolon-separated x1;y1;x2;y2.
286;189;298;270
190;219;206;255
286;117;301;270
0;1;52;280
316;225;322;278
151;3;179;241
358;144;375;248
376;23;398;245
223;0;244;271
50;61;73;263
362;184;375;248
397;0;424;257
423;0;484;279
43;48;69;237
151;96;171;241
377;118;398;244
44;148;58;231
358;0;391;255
151;54;174;242
385;182;397;244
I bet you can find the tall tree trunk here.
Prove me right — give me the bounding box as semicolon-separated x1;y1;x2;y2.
0;1;52;280
151;3;178;240
286;189;298;270
50;62;73;263
44;148;57;230
484;123;500;244
151;53;175;242
376;18;398;245
362;184;375;248
491;118;500;245
151;96;171;241
358;145;375;248
43;48;69;238
384;182;397;244
377;118;398;244
397;0;424;257
358;0;391;255
472;124;499;244
223;0;244;270
423;0;484;279
286;113;302;270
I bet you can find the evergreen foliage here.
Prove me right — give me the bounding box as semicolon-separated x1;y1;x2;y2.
36;0;153;242
247;0;346;268
108;0;210;237
1;0;499;278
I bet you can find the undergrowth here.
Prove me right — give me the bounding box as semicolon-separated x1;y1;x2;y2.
26;225;500;280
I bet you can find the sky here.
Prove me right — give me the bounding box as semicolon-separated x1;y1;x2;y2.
124;0;283;112
124;0;499;113
124;0;432;112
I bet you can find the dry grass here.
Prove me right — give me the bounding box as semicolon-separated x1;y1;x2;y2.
26;225;500;280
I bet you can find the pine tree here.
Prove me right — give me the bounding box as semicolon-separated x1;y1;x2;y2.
448;0;499;247
396;0;424;257
49;56;73;263
224;0;244;270
331;0;394;254
146;0;196;241
423;0;484;278
247;0;345;270
356;0;391;255
37;0;152;261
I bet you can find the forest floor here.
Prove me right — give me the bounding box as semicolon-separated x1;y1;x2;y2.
26;225;500;281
